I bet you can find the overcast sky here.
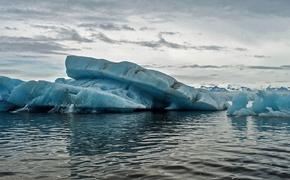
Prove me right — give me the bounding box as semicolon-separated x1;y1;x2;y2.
1;0;290;85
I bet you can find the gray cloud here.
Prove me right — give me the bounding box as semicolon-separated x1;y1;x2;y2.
0;59;60;69
143;64;174;68
92;32;228;51
0;36;78;55
139;27;155;31
234;47;248;51
4;26;18;30
79;23;135;31
99;24;135;31
0;67;60;79
0;7;57;21
15;55;49;59
178;64;290;70
55;28;93;43
159;32;179;36
31;24;60;30
247;66;283;70
0;58;64;79
2;0;290;23
0;0;289;71
253;55;271;59
180;65;220;69
30;25;94;43
93;33;120;44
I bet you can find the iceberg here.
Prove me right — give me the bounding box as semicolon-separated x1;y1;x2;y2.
0;55;228;113
2;55;289;116
65;56;227;110
0;76;23;112
227;90;290;117
8;80;145;113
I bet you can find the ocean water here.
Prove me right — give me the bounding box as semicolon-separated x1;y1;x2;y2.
0;112;289;180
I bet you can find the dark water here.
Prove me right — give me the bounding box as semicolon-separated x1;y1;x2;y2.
0;112;289;180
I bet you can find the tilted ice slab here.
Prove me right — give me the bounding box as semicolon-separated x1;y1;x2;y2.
65;55;227;111
0;55;228;113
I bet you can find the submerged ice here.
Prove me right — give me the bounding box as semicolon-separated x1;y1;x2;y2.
0;55;228;113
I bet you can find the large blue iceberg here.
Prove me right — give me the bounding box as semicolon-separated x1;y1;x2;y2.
0;55;228;113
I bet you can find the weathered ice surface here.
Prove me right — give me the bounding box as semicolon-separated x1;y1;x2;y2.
0;55;228;113
0;76;23;111
65;55;227;110
227;90;290;117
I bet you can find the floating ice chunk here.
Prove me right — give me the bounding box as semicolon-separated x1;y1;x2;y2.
0;55;228;113
65;55;227;110
0;76;23;100
258;107;290;117
230;108;255;116
227;93;249;115
0;76;23;111
228;90;290;117
8;80;145;112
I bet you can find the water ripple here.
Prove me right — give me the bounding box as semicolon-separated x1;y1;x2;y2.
0;112;289;179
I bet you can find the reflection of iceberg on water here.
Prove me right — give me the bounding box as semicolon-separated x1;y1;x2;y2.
0;55;227;113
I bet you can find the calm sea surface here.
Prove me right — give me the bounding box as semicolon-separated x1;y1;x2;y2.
0;112;289;180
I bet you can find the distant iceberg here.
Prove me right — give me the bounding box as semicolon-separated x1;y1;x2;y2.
0;55;228;113
227;90;290;117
